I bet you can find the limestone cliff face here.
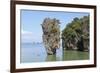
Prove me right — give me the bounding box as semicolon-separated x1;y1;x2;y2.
41;18;60;55
62;16;89;51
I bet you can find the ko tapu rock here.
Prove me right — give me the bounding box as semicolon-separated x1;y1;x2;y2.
41;18;60;55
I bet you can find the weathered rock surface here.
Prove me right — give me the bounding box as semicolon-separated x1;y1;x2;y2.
41;18;60;55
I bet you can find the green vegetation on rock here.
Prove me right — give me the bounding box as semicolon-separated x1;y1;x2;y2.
62;16;89;51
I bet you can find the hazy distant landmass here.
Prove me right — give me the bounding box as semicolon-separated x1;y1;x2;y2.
22;41;43;44
33;42;43;44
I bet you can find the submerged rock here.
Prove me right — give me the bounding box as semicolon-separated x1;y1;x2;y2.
41;18;60;55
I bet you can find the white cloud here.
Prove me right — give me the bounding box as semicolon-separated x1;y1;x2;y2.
21;30;42;43
21;30;33;43
22;30;33;35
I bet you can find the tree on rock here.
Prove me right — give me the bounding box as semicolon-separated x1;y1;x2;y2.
62;16;89;51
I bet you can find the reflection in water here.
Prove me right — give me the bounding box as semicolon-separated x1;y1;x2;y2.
21;43;89;63
63;50;89;61
46;48;63;61
56;48;63;61
46;55;56;61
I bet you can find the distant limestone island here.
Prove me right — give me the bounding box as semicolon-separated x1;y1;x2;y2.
33;42;43;44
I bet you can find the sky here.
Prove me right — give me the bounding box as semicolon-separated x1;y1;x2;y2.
21;9;89;43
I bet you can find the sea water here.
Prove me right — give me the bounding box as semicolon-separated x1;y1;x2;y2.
21;43;63;63
21;43;89;63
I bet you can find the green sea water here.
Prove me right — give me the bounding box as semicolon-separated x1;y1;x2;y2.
21;43;89;63
46;50;89;61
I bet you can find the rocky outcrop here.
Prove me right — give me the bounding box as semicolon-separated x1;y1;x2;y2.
81;16;89;51
41;18;60;55
62;16;89;51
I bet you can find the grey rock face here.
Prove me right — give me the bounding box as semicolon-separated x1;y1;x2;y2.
41;18;60;55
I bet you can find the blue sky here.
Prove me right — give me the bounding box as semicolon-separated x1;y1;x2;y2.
21;9;89;43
